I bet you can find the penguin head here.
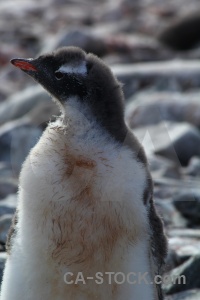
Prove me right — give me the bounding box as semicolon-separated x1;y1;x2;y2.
10;46;122;105
11;47;126;140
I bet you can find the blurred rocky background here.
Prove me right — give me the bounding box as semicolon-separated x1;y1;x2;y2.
1;0;200;299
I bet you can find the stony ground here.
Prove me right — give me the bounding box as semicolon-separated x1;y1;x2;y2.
1;0;200;299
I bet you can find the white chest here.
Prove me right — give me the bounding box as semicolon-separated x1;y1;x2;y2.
15;119;149;299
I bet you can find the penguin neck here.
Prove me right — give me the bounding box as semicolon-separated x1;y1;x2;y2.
60;94;127;144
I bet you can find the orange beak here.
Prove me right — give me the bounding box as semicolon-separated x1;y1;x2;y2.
10;58;37;71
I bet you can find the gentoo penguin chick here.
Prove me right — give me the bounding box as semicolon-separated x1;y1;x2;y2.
1;46;167;300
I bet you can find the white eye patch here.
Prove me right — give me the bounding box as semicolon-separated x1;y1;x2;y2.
58;62;87;75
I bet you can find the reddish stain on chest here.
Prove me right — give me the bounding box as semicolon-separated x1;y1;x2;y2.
75;156;96;169
64;154;97;178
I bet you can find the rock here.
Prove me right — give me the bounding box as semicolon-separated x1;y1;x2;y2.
165;249;181;273
103;34;172;63
149;155;181;179
153;177;200;196
0;117;43;174
173;192;200;226
167;230;200;267
168;228;200;238
0;86;51;125
158;11;200;51
112;60;200;98
42;29;174;65
125;91;200;129
0;214;12;244
0;45;25;67
44;1;96;27
168;233;200;263
96;0;139;22
0;194;17;217
183;156;200;177
155;199;187;228
0;178;17;200
165;289;200;300
0;252;6;285
154;122;200;167
133;122;200;166
42;28;108;57
0;162;13;178
26;101;59;128
163;254;200;295
153;181;181;200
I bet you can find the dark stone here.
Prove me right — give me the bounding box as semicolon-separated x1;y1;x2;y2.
0;86;50;125
163;254;200;295
165;289;200;300
154;123;200;166
0;253;6;285
0;119;42;175
133;122;200;166
173;192;200;226
0;214;12;244
0;179;17;200
183;157;200;177
112;61;200;99
0;194;17;217
125;92;200;129
42;28;108;57
158;12;200;51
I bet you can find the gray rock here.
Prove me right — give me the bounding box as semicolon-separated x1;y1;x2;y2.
0;162;13;178
157;11;200;51
0;252;6;285
154;182;180;200
149;155;181;179
183;156;200;177
42;28;107;57
103;34;173;64
165;289;200;300
155;123;200;166
153;177;200;195
0;86;51;125
163;254;200;295
0;194;17;217
168;228;200;239
10;125;42;175
0;178;17;200
173;192;200;226
133;122;200;166
112;60;200;98
155;199;187;228
165;249;182;273
0;117;43;174
168;231;200;263
125;91;200;129
0;214;12;244
26;101;59;127
169;235;200;260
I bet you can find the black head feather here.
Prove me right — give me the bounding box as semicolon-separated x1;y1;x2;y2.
11;46;127;143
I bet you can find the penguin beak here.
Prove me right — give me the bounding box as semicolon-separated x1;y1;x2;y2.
10;58;38;72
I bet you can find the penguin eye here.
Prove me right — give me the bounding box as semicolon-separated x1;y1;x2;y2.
55;71;64;80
